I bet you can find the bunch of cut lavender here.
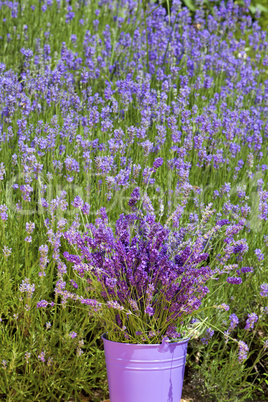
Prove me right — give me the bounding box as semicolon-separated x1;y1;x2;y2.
61;201;246;345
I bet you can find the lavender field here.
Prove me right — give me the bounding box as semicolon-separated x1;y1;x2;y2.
0;0;268;400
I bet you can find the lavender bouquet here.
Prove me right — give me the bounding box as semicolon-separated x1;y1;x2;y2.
59;189;251;347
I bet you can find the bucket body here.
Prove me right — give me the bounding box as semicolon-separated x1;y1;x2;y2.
102;335;188;402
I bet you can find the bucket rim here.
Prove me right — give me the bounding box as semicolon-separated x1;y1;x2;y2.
101;333;190;346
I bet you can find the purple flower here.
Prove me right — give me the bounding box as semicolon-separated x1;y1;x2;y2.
38;351;46;362
153;157;163;170
82;202;90;215
19;278;35;298
254;249;264;261
70;279;78;289
128;187;140;207
218;303;229;311
69;331;77;339
72;196;84;209
236;267;253;275
201;327;214;345
26;222;35;234
229;314;239;330
37;300;49;308
233;245;243;254
245;313;258;331
260;283;268;297
238;341;249;361
145;306;155;316
107;301;124;311
226;277;242;285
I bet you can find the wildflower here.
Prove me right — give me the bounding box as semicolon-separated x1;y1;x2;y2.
3;246;12;259
70;279;78;289
264;340;268;350
82;202;90;215
36;300;48;308
0;205;8;221
128;187;140;207
46;322;51;330
57;218;67;230
226;277;242;285
233;245;243;254
72;196;84;208
153;157;163;170
38;351;46;362
236;267;253;275
229;314;239;330
107;301;124;311
25;221;35;234
129;299;139;311
77;348;84;356
2;360;7;370
217;303;229;311
254;249;264;261
69;331;77;339
245;313;258;331
39;245;49;277
47;357;53;367
260;283;268;297
145;306;154;316
25;352;31;363
0;163;5;180
238;341;249;362
201;328;214;345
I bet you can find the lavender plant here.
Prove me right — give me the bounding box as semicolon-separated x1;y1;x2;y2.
59;197;258;347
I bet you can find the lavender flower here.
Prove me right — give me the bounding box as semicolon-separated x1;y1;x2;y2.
128;187;140;208
19;278;35;298
217;303;230;311
61;207;241;343
201;328;214;345
25;352;31;363
26;221;35;234
229;314;239;330
238;341;249;362
260;283;268;297
245;313;258;331
153;157;163;170
36;300;49;308
0;163;5;180
226;277;242;285
3;246;12;259
254;249;264;261
38;351;46;363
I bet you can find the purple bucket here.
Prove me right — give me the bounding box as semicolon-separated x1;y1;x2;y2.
102;335;189;402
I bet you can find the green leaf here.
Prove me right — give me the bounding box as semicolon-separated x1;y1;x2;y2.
183;0;196;11
256;3;268;13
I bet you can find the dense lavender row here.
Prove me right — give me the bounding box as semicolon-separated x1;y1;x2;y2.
0;0;267;400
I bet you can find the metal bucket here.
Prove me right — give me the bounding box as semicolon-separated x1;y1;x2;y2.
102;335;188;402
